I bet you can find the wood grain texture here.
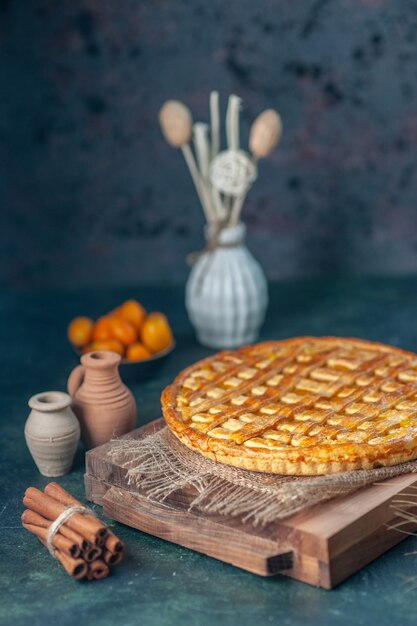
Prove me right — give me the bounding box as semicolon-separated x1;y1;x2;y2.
103;486;293;576
85;419;417;588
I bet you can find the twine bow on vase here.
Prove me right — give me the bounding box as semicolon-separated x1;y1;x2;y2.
186;221;243;268
159;92;282;348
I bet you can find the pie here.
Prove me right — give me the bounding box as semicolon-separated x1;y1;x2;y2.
161;337;417;475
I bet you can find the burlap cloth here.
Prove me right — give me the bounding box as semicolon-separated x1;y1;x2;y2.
108;425;417;526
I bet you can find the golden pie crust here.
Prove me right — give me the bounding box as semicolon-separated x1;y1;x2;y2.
161;337;417;475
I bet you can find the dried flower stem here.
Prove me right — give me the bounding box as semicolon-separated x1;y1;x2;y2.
210;91;220;160
226;95;241;152
181;144;215;224
229;156;259;227
193;123;222;222
208;91;227;221
193;123;210;179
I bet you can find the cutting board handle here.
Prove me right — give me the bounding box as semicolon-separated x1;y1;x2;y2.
266;551;293;575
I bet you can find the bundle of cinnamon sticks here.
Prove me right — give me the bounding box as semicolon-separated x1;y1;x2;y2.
22;482;124;580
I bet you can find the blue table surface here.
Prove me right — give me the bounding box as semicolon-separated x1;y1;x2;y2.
2;277;417;626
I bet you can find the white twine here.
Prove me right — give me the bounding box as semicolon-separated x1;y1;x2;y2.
46;505;95;557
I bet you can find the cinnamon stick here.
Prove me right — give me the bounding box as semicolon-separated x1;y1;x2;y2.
39;539;87;580
44;483;107;543
55;550;88;580
105;531;124;554
103;548;124;566
44;482;85;507
22;520;80;558
82;545;102;563
88;559;109;580
22;483;124;582
23;487;106;545
21;509;88;553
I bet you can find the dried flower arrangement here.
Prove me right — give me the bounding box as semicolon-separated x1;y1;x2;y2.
159;92;282;230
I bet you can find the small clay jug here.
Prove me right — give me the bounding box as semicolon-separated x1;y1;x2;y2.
67;351;137;449
25;391;80;477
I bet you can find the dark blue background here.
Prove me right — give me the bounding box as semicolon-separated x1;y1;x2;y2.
2;0;417;288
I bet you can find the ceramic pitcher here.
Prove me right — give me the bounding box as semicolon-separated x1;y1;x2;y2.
186;223;268;349
67;351;137;449
25;391;80;477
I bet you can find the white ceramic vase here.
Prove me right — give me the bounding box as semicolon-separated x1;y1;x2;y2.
25;391;80;477
186;223;268;349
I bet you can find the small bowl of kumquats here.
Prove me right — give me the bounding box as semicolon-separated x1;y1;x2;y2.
67;299;175;381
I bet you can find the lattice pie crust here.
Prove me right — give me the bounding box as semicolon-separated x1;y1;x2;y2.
162;337;417;475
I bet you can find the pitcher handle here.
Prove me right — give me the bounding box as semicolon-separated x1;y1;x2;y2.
67;365;85;397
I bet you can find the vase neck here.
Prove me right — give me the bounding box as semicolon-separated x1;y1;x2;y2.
83;363;121;386
80;350;122;387
29;391;72;412
205;222;246;247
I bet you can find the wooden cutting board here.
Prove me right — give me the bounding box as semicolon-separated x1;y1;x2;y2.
85;418;417;588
